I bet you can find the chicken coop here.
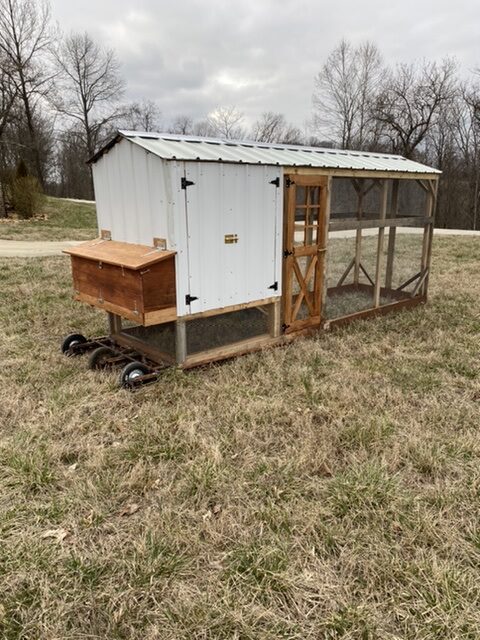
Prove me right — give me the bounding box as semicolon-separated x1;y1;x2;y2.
62;131;440;388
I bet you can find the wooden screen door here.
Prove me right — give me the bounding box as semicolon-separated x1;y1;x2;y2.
282;175;329;333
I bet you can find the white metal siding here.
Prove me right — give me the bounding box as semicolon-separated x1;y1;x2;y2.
175;162;282;316
91;140;183;248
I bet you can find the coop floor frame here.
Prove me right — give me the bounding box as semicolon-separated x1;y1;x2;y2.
89;170;438;373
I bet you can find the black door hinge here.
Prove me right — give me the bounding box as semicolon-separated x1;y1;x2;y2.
283;248;293;258
268;281;278;291
285;177;295;188
181;177;195;189
270;177;280;187
185;294;198;305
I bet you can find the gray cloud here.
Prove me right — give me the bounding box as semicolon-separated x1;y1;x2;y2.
51;0;480;129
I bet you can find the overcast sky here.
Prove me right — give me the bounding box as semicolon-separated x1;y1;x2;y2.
50;0;480;131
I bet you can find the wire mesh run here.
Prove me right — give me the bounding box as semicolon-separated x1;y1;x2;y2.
186;305;271;355
120;304;273;360
121;321;177;357
325;230;420;320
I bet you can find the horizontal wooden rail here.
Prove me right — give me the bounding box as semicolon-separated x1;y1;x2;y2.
324;295;427;330
329;216;433;232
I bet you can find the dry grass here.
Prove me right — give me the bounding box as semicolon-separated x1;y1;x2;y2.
0;196;97;241
0;236;479;639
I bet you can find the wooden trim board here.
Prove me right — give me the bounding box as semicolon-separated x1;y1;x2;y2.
144;307;178;325
75;291;177;326
324;295;427;330
75;291;143;324
286;168;440;181
184;297;279;322
182;333;274;368
329;216;433;232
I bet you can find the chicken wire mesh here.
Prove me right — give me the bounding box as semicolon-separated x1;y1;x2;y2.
186;305;270;355
120;304;272;360
324;228;423;320
121;321;177;357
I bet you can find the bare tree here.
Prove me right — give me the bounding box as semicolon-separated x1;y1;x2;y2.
168;114;194;135
355;42;386;148
0;57;17;216
54;32;125;160
0;0;53;186
281;125;304;145
313;39;385;149
453;86;480;229
192;119;216;137
250;111;303;144
251;112;285;143
207;106;244;139
0;57;17;139
122;99;161;132
374;58;457;158
55;124;92;199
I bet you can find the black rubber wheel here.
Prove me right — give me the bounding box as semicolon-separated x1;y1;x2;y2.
61;333;87;355
88;346;115;370
119;361;150;388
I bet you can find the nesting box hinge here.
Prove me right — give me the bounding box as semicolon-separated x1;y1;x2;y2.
270;177;280;187
181;177;195;189
185;294;198;305
268;281;278;291
285;177;295;188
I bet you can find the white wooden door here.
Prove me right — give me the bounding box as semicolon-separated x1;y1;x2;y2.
180;163;282;316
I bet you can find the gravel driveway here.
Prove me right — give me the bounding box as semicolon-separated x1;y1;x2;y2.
0;240;83;258
0;228;478;258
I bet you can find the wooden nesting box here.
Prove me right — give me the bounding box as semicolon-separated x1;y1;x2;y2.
64;239;177;325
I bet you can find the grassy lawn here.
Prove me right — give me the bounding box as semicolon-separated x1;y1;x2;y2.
0;236;479;638
0;196;97;241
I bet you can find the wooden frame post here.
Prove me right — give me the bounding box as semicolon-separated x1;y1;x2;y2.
353;180;363;284
385;179;399;289
268;299;281;338
175;319;187;365
421;179;438;297
108;312;122;335
374;180;389;307
282;175;296;328
320;176;332;319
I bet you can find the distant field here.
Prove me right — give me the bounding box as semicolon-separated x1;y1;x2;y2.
0;236;479;639
0;196;97;241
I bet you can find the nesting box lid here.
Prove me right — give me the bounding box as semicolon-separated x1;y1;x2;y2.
63;239;176;270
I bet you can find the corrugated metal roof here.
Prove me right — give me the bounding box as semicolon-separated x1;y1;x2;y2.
91;130;441;175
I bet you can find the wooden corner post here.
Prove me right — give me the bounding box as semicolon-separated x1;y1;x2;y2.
421;179;438;297
175;319;187;365
374;180;389;308
268;299;281;338
320;176;332;319
352;179;363;285
108;312;122;335
385;179;399;289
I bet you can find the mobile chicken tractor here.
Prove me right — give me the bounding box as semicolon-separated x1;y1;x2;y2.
62;131;440;388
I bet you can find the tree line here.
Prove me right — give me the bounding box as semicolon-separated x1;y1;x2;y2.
0;0;478;228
